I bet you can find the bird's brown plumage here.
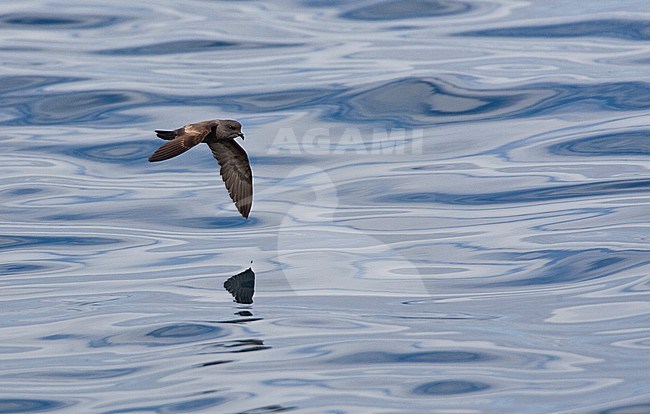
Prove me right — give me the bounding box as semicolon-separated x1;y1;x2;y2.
148;119;253;218
208;139;253;218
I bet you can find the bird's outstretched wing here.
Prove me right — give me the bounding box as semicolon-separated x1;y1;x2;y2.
148;122;213;162
208;139;253;218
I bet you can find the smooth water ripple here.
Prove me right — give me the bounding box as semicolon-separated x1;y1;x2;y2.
1;1;649;413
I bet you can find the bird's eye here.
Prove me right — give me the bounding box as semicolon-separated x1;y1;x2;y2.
229;125;235;129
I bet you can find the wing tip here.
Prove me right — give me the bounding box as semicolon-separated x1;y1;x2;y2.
235;203;252;220
148;151;170;162
238;197;252;219
237;204;251;219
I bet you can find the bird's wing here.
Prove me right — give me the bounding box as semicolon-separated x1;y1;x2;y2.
208;139;253;218
148;122;213;162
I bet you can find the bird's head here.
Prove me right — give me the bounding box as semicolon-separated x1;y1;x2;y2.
219;120;245;140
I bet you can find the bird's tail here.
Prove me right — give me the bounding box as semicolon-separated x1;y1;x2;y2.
155;130;176;140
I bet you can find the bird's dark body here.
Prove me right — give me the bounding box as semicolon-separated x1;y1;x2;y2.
148;119;253;218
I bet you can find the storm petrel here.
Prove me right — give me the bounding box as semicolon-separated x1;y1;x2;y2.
148;119;253;218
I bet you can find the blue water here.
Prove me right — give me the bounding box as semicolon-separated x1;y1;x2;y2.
1;1;649;413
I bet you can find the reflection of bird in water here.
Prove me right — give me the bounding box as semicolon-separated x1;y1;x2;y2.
224;267;255;304
148;119;253;218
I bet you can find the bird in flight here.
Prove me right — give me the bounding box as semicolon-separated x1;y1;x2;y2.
148;119;253;218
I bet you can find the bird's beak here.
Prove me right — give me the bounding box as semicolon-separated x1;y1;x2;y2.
238;133;245;140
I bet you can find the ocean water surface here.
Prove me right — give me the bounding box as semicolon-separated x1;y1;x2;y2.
1;1;649;413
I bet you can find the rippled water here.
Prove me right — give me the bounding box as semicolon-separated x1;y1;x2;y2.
1;1;649;413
